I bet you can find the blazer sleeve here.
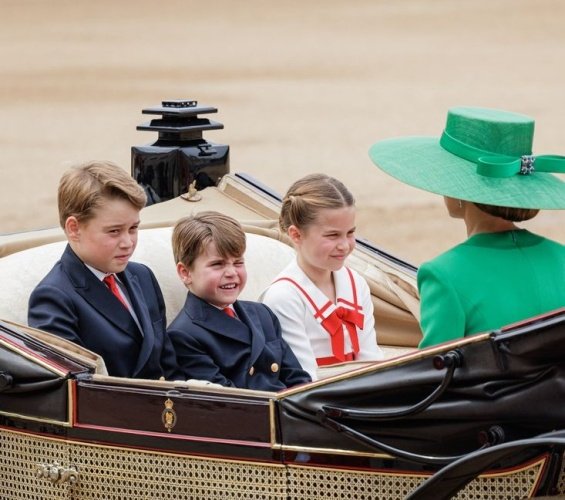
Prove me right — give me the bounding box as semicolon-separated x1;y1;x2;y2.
167;323;237;387
417;262;465;348
144;267;181;381
28;283;84;346
260;282;319;381
264;305;311;388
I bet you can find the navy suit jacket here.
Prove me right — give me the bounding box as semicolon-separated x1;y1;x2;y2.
28;245;180;380
167;293;311;391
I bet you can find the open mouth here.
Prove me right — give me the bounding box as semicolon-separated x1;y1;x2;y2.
220;283;238;290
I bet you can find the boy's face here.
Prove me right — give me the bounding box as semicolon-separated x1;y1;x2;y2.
177;241;247;309
66;198;140;274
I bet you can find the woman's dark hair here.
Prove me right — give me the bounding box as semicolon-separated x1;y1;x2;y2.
473;203;539;222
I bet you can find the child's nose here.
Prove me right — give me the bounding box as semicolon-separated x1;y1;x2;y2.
224;264;236;275
336;237;348;249
120;233;135;248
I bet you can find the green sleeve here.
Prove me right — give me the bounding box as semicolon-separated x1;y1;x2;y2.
417;262;466;348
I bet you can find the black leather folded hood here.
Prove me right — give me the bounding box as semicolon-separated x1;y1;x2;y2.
277;310;565;464
0;322;93;423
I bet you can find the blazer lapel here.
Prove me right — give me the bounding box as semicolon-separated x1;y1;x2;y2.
234;302;266;365
62;246;141;342
187;294;251;345
120;269;155;375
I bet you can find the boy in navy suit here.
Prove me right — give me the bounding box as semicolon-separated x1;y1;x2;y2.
28;160;180;380
167;211;311;391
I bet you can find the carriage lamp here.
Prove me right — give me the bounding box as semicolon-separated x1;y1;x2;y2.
131;99;230;206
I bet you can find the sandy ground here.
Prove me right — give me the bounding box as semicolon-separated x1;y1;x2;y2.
1;0;563;265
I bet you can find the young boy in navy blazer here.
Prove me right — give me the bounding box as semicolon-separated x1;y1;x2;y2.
28;160;180;380
167;211;311;391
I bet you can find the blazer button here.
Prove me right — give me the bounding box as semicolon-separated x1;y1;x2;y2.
249;366;255;376
271;363;279;373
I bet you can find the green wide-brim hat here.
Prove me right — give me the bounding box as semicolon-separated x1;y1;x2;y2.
368;107;565;209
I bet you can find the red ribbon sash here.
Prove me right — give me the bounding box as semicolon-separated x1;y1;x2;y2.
320;306;363;362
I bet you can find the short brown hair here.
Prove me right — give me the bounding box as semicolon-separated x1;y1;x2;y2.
279;174;355;232
172;211;246;267
473;202;539;222
58;160;146;228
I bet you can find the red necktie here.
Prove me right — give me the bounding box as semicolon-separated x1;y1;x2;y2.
103;274;129;310
223;307;236;318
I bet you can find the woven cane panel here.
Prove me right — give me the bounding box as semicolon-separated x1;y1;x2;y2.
454;459;543;500
68;442;287;500
287;465;426;499
287;459;543;500
0;429;71;500
0;428;546;499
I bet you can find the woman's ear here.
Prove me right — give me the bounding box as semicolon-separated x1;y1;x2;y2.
176;262;191;288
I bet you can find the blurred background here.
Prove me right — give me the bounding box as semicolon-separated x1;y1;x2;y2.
1;0;563;264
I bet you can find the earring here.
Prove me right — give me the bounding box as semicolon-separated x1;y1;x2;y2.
458;200;463;209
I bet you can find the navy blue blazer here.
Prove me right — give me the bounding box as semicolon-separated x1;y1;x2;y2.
28;245;180;380
167;293;311;391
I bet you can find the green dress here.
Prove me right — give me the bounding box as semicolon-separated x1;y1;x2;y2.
418;230;565;348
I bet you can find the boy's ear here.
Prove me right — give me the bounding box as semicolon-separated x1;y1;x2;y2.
287;225;302;245
176;262;191;287
65;216;80;241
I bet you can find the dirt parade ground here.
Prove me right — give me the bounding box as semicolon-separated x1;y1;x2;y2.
1;0;563;265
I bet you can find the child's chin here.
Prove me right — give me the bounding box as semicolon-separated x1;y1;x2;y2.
112;264;129;273
328;261;346;271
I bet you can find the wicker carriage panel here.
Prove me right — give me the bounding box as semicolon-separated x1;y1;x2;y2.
0;429;71;500
68;443;287;500
0;428;287;500
0;428;548;499
286;459;545;500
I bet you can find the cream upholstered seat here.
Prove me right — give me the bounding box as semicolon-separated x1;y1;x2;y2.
0;227;296;326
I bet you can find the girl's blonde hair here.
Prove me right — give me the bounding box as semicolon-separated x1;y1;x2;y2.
279;174;354;232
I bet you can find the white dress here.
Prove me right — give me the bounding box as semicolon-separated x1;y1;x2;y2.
260;258;383;380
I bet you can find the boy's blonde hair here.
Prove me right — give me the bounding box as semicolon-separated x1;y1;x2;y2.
172;211;246;267
279;173;355;232
58;160;146;228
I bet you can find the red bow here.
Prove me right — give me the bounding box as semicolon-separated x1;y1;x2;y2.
321;307;363;362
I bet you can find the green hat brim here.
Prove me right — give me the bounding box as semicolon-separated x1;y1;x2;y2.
369;137;565;209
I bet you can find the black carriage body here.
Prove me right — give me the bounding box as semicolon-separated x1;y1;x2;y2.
278;309;565;461
1;310;564;498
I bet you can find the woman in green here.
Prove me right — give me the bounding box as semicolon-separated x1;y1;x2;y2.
369;106;565;348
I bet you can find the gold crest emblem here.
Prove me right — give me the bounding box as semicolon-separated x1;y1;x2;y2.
161;398;177;432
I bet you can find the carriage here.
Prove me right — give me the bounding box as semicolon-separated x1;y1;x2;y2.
1;102;564;499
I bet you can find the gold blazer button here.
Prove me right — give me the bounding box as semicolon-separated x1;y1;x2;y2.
249;366;255;376
271;363;279;373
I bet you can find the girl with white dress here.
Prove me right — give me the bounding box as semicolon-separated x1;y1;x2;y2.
260;174;383;380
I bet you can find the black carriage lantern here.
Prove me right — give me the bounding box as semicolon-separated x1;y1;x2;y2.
131;99;230;206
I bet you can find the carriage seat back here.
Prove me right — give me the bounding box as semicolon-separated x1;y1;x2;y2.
0;227;296;326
